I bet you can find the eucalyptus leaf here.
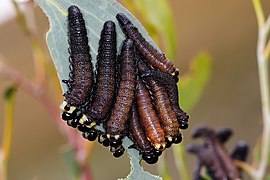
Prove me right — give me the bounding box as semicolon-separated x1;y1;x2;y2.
179;52;212;111
35;0;162;179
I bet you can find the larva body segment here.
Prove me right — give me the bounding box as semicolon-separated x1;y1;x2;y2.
106;39;136;148
136;78;166;151
137;56;181;146
145;79;182;147
60;5;94;127
82;21;117;127
129;103;159;164
116;13;179;81
141;70;189;129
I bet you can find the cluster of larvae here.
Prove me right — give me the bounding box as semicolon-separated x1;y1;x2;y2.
60;5;189;164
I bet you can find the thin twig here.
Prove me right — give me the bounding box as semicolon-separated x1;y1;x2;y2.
172;144;191;180
251;1;270;179
0;86;17;180
252;0;265;28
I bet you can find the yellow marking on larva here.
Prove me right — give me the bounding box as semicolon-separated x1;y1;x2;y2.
110;146;116;152
168;136;173;142
60;101;68;112
67;106;76;114
87;122;96;128
107;134;111;139
161;143;166;150
79;114;88;124
114;135;120;140
90;121;97;127
154;143;161;150
99;135;105;142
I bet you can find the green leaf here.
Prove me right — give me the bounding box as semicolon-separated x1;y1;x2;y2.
179;52;213;111
35;0;161;93
35;0;162;179
122;0;176;60
120;138;162;180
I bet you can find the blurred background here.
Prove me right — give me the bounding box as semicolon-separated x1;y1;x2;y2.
0;0;269;179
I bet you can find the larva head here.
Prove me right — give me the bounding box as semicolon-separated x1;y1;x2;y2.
165;134;182;147
66;119;78;128
173;135;183;144
109;136;122;148
143;154;158;164
165;138;173;148
112;145;125;158
82;129;98;141
142;150;159;164
62;112;75;121
179;121;189;130
155;150;162;157
77;124;90;132
98;134;110;147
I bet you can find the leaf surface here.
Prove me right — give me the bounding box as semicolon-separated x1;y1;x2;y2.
35;0;162;179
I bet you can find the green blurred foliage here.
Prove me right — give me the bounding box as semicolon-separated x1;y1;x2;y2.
63;147;81;179
121;0;176;60
180;52;213;111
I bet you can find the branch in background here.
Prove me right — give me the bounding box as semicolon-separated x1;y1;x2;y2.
12;0;56;87
5;2;95;179
0;53;93;180
0;86;17;180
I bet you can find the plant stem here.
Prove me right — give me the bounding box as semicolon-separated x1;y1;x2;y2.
156;154;171;180
172;144;190;180
255;29;270;179
0;87;17;180
251;0;270;179
252;0;265;28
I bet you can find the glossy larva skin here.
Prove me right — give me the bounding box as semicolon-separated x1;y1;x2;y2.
61;5;94;125
84;21;117;124
146;79;181;145
129;103;159;164
141;70;189;130
136;78;166;151
106;39;136;146
136;55;181;145
116;13;179;81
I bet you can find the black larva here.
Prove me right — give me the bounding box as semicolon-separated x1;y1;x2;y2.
60;5;94;128
80;21;117;127
106;39;136;148
116;13;179;81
